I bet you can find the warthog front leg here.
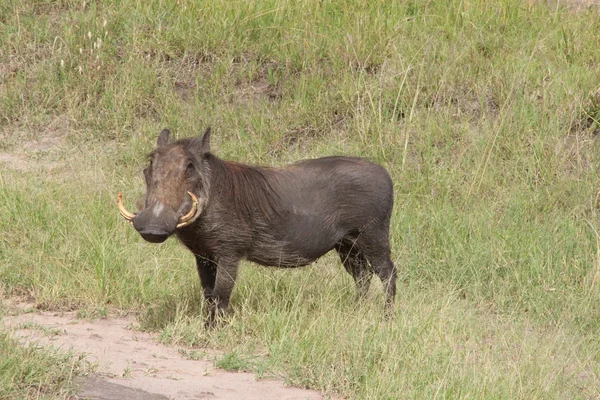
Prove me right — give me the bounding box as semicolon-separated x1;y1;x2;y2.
195;255;217;302
207;257;240;324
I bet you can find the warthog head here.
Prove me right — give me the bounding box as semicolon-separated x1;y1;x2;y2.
117;128;210;243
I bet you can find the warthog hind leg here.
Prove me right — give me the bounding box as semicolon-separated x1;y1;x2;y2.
346;229;397;317
335;239;373;301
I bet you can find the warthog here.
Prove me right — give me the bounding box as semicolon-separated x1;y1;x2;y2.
118;128;397;322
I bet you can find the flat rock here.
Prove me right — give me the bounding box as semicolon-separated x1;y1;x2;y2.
76;376;169;400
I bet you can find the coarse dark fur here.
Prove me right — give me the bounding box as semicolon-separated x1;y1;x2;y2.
130;128;397;323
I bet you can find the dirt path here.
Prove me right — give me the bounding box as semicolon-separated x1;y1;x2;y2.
2;308;327;400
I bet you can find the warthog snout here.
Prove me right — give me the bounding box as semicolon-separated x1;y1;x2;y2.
132;202;179;243
117;191;203;243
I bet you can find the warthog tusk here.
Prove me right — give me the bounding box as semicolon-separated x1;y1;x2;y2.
176;191;204;228
117;191;203;228
117;192;136;222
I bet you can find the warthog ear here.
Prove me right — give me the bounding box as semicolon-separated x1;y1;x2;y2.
157;128;171;147
199;127;211;156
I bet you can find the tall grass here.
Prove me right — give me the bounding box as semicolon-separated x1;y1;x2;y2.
2;0;600;398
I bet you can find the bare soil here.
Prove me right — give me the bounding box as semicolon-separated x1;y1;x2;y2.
0;116;68;172
2;304;327;400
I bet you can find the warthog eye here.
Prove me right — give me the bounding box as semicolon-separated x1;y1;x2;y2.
186;162;195;175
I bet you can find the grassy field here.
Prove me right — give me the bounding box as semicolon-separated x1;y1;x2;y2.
2;0;600;398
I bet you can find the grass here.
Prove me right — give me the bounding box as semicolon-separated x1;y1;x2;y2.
2;0;600;398
0;328;82;399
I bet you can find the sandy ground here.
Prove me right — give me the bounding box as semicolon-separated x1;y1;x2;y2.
2;305;327;400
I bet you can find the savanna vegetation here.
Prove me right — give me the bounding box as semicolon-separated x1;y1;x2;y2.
2;0;600;398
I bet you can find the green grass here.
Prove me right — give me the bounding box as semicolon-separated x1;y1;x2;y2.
2;0;600;398
0;328;82;399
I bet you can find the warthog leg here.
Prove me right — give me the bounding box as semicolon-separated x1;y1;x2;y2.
366;250;397;318
373;256;397;318
195;255;217;302
335;239;373;301
340;229;397;317
205;257;240;325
